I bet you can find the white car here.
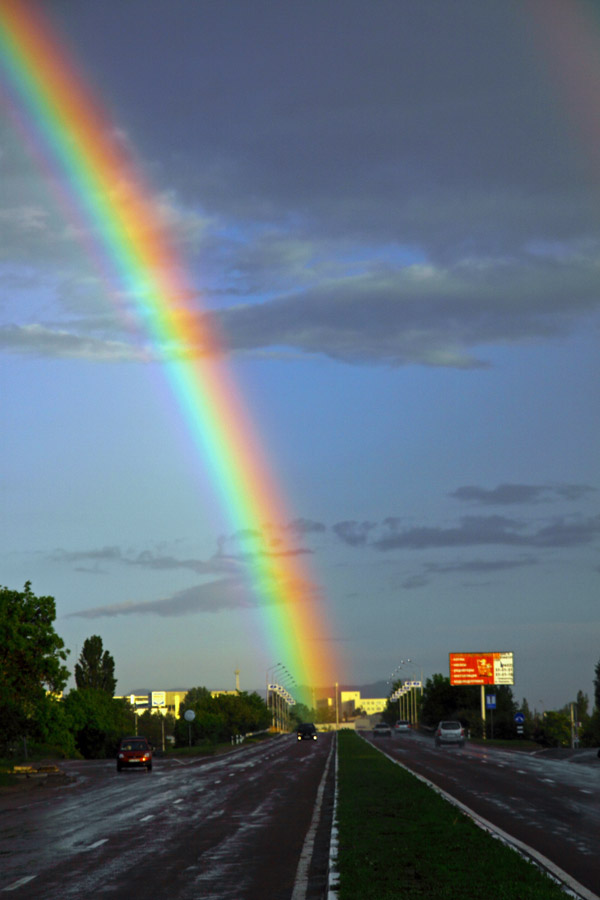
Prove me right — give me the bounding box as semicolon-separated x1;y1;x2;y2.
373;722;392;737
435;720;466;747
394;719;411;733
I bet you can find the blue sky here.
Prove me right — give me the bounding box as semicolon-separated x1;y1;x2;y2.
1;0;599;709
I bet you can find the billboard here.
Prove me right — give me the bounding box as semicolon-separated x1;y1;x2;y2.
449;651;514;686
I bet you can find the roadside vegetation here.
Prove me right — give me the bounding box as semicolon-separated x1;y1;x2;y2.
0;583;282;764
336;730;572;899
382;669;600;748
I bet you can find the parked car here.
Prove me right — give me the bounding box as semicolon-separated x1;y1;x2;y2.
435;721;466;747
116;736;153;771
296;723;318;741
394;719;411;733
373;722;392;737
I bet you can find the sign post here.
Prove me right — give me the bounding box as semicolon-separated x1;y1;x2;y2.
449;652;514;740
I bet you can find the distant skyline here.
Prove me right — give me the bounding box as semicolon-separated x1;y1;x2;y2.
1;1;599;710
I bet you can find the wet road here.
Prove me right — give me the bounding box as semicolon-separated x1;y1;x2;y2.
365;729;600;898
0;734;335;899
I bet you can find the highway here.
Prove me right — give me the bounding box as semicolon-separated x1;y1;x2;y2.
0;734;335;900
3;729;599;899
364;728;600;898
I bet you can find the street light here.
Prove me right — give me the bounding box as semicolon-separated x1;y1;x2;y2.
266;662;284;730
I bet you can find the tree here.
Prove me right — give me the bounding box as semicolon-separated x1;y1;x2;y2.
75;635;117;695
63;689;130;758
0;582;69;752
173;687;271;747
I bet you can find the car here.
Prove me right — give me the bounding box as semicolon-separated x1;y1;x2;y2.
373;722;392;737
116;736;153;771
434;720;466;747
296;723;318;741
394;719;411;733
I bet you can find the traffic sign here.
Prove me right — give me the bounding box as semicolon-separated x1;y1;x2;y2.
514;712;525;724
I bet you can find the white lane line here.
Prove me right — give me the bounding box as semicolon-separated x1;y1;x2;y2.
173;798;184;804
367;737;600;900
291;736;335;900
2;876;36;892
140;814;155;821
87;839;108;850
580;789;593;795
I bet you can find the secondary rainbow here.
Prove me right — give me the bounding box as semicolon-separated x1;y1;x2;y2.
0;1;340;691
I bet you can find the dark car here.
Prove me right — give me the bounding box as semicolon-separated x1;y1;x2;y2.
117;736;153;771
296;723;318;741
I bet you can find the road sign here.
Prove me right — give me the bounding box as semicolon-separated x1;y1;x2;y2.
514;712;525;724
486;694;496;709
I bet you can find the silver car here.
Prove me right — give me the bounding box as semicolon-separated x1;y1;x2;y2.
435;720;466;747
373;722;392;737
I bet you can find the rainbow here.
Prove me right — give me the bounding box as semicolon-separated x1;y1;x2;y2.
0;1;341;692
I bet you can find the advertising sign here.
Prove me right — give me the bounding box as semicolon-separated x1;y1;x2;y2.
449;651;514;686
151;691;166;707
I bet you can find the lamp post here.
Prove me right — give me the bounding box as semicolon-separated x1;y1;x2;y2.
392;658;424;726
266;662;284;730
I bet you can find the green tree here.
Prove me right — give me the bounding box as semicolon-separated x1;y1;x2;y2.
420;674;480;730
173;688;271;747
0;582;69;752
63;689;130;758
74;635;117;695
290;702;314;728
535;710;571;747
135;710;176;749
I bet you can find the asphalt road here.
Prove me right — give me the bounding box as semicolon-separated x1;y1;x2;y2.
364;729;600;898
0;734;335;899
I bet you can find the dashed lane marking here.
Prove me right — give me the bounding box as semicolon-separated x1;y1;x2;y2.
87;839;108;850
2;877;36;892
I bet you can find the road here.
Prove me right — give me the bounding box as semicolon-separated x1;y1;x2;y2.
0;734;335;899
364;728;600;898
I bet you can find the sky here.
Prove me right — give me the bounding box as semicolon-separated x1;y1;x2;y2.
1;0;599;710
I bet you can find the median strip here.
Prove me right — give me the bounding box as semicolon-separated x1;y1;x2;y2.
334;730;581;899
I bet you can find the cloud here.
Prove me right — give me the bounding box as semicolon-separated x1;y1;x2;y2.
332;520;376;547
358;514;600;551
286;518;327;534
51;545;243;576
450;483;597;505
425;557;537;574
0;324;151;362
66;577;252;619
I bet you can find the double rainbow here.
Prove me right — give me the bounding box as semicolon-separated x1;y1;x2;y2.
0;1;340;692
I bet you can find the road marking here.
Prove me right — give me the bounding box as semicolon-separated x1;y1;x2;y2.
580;789;593;795
291;737;335;900
2;876;36;892
173;798;184;804
140;814;155;821
87;839;108;850
367;737;600;900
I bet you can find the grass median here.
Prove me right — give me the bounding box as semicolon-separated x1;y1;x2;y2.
335;730;570;899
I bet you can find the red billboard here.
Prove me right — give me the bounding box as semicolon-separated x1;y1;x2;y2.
449;651;514;686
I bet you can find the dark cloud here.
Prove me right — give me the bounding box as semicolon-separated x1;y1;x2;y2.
332;520;376;547
450;483;597;505
425;557;537;574
52;546;239;576
286;518;327;534
66;578;252;619
369;514;600;551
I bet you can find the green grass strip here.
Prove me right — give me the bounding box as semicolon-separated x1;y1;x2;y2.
336;730;570;899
